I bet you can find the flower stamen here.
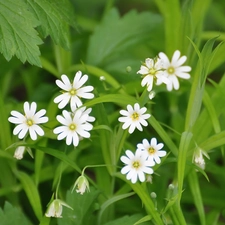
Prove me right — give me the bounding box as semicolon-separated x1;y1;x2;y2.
167;67;175;74
26;119;34;126
69;123;76;131
69;88;77;96
148;146;156;154
131;112;139;121
132;161;140;169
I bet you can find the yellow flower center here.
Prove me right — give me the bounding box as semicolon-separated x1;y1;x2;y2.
149;68;156;75
167;66;175;75
132;161;140;169
69;88;77;96
148;147;156;154
131;112;139;121
69;123;76;131
26;119;34;126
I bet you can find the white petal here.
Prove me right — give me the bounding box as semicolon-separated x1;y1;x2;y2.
158;150;167;157
138;171;145;182
29;102;37;117
125;150;134;159
158;52;170;68
120;156;130;164
145;58;154;68
72;132;79;146
74;74;88;89
54;126;67;135
128;124;136;134
56;75;71;91
175;56;187;67
13;124;27;135
143;166;154;174
32;125;44;136
171;50;181;65
171;75;180;90
29;127;38;140
18;126;29;139
66;132;73;145
130;172;138;183
175;72;191;79
73;71;83;86
121;166;130;174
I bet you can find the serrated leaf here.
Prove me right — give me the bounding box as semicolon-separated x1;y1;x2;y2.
0;0;43;66
0;201;32;225
87;8;162;65
26;0;73;50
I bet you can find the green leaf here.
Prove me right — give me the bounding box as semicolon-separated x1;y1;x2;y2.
133;215;152;225
103;214;147;225
185;37;220;130
87;8;162;65
116;173;164;225
177;131;193;202
26;0;73;50
15;171;43;221
98;192;135;224
188;170;206;225
58;187;100;225
0;0;43;66
84;94;137;108
27;145;81;173
0;201;32;225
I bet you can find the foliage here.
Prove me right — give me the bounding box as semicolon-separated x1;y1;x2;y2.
1;0;225;225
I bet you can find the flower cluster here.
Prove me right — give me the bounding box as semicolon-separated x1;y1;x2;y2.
8;71;95;160
137;50;191;92
120;138;166;183
118;50;192;183
53;71;95;147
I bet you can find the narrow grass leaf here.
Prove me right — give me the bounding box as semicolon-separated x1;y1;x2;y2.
188;170;206;225
98;192;135;225
16;171;42;221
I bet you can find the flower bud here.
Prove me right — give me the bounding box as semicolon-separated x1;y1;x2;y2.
14;146;26;160
72;175;90;195
45;199;73;218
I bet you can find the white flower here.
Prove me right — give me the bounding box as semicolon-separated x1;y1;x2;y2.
53;107;95;147
120;149;155;183
158;50;191;91
137;58;169;91
54;71;94;111
8;102;48;140
137;138;166;164
118;103;150;134
72;175;90;195
149;91;156;100
14;146;26;160
193;148;209;170
45;199;73;218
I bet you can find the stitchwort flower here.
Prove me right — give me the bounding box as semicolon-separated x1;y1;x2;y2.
193;148;210;170
118;103;150;134
54;71;94;111
8;102;48;140
137;138;166;164
13;145;33;160
53;107;95;147
158;50;191;91
72;175;90;195
120;149;155;183
137;57;169;91
45;199;73;218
